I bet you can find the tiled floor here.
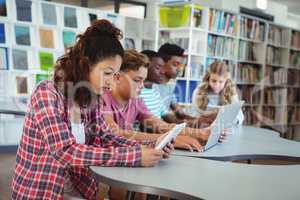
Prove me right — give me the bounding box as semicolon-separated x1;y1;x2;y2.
0;153;16;200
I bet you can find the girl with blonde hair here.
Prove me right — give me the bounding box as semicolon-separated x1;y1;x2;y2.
192;61;244;124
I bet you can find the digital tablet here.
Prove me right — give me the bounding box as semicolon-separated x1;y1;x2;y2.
155;123;186;150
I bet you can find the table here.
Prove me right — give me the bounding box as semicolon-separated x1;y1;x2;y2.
172;126;300;161
90;155;300;200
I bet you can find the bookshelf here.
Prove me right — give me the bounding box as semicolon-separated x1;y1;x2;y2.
157;2;300;141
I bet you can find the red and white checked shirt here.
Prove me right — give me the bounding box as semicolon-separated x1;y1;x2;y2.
11;81;152;200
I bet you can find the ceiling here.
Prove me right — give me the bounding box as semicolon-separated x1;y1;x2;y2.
271;0;300;15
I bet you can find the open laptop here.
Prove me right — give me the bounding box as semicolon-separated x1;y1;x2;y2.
204;101;244;151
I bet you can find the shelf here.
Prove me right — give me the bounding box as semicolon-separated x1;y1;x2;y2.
236;82;261;85
208;31;237;39
207;55;236;61
239;37;264;44
159;27;206;32
266;63;287;68
287;66;300;70
290;47;300;51
189;53;206;57
237;60;264;65
267;42;289;49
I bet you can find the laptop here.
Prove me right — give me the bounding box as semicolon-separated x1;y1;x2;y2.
204;101;244;151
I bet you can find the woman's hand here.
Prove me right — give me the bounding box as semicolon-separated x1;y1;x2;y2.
141;146;164;167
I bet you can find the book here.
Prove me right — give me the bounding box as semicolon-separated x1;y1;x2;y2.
287;69;300;85
264;66;287;85
263;88;287;105
41;3;57;25
291;30;300;49
12;49;28;70
237;85;261;104
39;28;55;49
240;17;265;41
238;40;261;62
243;106;260;125
209;9;237;35
236;63;261;84
266;46;285;65
289;50;300;68
15;25;30;46
268;25;289;46
207;34;235;59
64;7;77;28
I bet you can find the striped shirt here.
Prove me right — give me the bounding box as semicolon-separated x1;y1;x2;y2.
139;86;168;118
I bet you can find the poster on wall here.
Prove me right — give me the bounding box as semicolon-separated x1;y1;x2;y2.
64;7;77;28
41;3;57;25
16;76;28;95
15;0;32;22
39;51;54;71
39;28;55;49
35;74;49;84
0;0;7;17
63;30;76;49
0;23;5;43
12;49;28;70
0;47;8;70
15;25;30;46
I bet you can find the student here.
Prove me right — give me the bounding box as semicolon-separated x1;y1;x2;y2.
192;61;244;124
141;48;216;128
11;20;173;200
102;49;204;151
102;49;217;200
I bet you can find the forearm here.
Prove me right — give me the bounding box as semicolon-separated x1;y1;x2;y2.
142;116;176;134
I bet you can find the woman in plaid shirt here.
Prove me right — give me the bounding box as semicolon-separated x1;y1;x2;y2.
11;20;173;200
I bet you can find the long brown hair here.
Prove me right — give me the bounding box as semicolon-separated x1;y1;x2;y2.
53;19;124;107
196;61;237;110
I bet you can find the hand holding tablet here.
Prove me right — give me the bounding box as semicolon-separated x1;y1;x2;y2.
155;123;186;150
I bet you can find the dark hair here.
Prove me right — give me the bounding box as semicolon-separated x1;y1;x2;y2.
120;49;149;72
53;19;124;107
141;50;162;60
158;43;184;62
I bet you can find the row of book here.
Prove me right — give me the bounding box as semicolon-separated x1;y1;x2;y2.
206;58;236;79
288;107;300;124
240;17;265;41
238;41;260;61
289;51;300;68
291;31;300;49
263;88;288;105
287;69;300;85
266;46;285;66
262;106;288;124
208;9;238;35
287;88;300;105
268;25;290;47
237;85;261;104
243;106;260;125
207;34;235;58
264;66;288;85
236;64;261;83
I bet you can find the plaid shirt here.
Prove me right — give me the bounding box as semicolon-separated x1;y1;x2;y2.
12;81;151;200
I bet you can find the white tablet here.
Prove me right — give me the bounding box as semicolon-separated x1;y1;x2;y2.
204;101;244;151
155;123;186;150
